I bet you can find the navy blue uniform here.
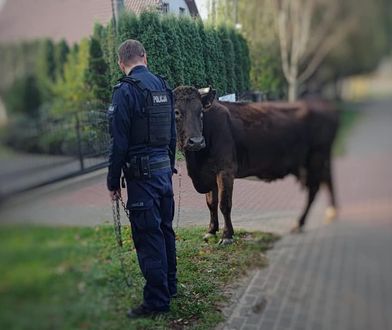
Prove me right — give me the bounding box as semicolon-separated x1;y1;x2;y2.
107;65;177;311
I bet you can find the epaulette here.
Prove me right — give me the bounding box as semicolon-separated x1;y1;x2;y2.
121;76;141;85
156;74;167;80
155;74;170;90
121;76;147;92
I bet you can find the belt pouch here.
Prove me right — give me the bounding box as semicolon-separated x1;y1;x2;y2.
131;157;140;179
140;156;151;179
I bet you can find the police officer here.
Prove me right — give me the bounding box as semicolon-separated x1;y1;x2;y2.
107;39;177;318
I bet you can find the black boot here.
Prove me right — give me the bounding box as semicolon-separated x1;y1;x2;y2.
127;304;169;319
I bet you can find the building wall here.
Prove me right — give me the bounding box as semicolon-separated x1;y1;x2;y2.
0;0;113;44
0;0;196;44
164;0;190;15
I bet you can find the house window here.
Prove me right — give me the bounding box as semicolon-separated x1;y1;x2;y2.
179;7;185;15
162;2;169;13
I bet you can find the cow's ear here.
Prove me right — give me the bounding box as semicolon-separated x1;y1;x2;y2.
201;87;216;109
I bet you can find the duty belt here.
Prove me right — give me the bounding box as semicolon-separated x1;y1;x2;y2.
125;159;171;172
123;157;171;182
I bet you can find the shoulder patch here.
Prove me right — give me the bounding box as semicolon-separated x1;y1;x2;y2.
108;104;115;113
113;82;122;90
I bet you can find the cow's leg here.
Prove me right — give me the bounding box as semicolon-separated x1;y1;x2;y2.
292;153;325;233
291;182;320;233
293;154;324;233
323;157;338;223
203;184;219;241
217;172;234;245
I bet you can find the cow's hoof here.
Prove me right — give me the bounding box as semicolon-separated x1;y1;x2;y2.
324;207;337;224
218;238;234;245
290;225;304;234
203;233;217;242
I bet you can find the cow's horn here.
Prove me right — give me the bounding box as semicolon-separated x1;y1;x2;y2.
198;87;211;95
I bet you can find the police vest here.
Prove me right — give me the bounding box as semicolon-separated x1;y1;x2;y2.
120;75;172;148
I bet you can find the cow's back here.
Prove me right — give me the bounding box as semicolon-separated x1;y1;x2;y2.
219;100;338;179
220;101;310;179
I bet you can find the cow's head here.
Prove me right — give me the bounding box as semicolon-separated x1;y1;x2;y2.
173;86;216;152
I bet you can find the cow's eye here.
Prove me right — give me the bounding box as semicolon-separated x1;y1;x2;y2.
175;109;181;118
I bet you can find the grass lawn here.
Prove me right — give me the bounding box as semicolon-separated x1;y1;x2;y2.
0;226;278;330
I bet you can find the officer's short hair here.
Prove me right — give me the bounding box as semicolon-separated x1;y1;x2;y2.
118;39;146;65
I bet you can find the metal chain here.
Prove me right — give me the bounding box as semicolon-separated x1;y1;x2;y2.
112;199;122;247
176;162;182;231
119;195;130;219
111;195;133;288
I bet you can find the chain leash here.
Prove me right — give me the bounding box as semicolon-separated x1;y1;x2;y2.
175;162;182;231
111;195;133;288
112;198;122;247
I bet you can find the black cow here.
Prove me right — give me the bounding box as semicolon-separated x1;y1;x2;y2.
173;86;339;244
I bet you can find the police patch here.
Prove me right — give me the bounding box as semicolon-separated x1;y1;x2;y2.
108;104;115;113
151;91;169;105
153;94;168;104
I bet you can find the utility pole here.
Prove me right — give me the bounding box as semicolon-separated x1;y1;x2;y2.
234;0;238;25
234;0;241;29
211;0;216;25
111;0;124;31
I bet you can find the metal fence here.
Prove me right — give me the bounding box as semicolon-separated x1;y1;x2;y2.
0;110;110;199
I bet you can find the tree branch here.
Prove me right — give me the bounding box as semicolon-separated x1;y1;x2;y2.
298;17;356;83
303;0;339;60
297;0;314;58
275;0;291;81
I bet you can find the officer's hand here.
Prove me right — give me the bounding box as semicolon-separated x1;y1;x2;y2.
109;189;122;201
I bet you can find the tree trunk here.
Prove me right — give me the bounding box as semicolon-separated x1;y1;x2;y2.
288;79;298;102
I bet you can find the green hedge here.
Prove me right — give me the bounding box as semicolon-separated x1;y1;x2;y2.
96;12;251;96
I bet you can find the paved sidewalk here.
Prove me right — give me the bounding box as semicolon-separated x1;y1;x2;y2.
222;220;392;330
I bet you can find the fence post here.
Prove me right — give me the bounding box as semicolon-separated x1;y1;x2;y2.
75;113;84;172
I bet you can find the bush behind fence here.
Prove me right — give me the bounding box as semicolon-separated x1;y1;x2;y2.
3;109;109;157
